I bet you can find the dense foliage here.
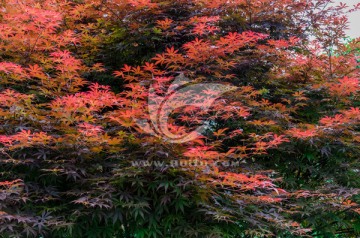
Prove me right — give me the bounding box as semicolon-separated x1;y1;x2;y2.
0;0;359;237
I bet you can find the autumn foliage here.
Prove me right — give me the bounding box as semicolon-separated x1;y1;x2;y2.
0;0;359;237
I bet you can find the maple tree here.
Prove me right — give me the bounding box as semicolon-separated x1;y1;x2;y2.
0;0;359;237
